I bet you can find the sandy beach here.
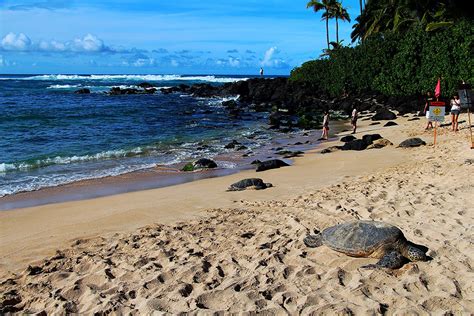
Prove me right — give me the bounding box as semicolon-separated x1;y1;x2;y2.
1;113;473;314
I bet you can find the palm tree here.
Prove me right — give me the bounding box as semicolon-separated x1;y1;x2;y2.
351;0;464;42
332;1;351;43
321;40;345;57
307;0;336;50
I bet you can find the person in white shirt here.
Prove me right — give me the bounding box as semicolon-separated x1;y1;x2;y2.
450;94;461;131
351;107;358;134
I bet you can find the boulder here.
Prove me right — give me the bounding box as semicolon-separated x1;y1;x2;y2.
255;159;289;172
369;122;381;125
341;139;368;151
340;135;357;143
398;138;426;148
371;109;397;121
367;138;393;149
74;88;90;94
408;117;420;121
362;134;383;145
109;87;139;95
384;121;398;127
182;158;218;171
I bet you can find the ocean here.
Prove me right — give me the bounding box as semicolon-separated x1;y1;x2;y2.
0;74;291;198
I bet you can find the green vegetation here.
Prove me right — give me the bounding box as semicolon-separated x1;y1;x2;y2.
181;163;194;172
293;0;473;98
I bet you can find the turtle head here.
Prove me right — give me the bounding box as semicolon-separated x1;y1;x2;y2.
405;245;427;262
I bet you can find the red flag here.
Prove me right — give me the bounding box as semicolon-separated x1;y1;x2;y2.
434;78;441;99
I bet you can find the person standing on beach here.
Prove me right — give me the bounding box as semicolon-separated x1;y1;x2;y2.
351;107;358;134
321;111;329;140
423;91;434;130
450;94;461;131
260;67;264;77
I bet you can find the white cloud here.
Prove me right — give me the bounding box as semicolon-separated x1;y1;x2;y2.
39;40;66;51
1;32;110;53
0;55;3;66
1;32;31;51
261;46;277;67
260;46;289;69
228;57;240;67
72;34;105;52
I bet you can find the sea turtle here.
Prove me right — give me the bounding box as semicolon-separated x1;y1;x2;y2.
255;159;289;172
398;138;426;148
227;178;272;191
303;220;428;269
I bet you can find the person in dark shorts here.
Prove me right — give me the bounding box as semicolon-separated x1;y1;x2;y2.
450;94;461;131
321;111;329;140
423;91;434;130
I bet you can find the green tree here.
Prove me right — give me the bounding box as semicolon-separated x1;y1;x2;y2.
351;0;473;42
331;1;351;43
307;0;336;49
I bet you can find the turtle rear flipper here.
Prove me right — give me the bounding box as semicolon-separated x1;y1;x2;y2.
304;234;323;248
361;251;407;269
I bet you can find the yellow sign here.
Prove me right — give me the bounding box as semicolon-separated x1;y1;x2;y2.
429;105;445;122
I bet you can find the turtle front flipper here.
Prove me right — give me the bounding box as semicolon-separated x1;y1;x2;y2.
304;234;323;248
361;251;407;269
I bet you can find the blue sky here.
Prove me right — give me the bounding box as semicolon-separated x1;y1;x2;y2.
0;0;361;75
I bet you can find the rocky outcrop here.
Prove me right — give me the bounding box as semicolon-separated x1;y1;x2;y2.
109;86;156;95
74;88;90;94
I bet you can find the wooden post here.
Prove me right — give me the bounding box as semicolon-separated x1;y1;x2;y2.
433;121;437;148
468;107;474;149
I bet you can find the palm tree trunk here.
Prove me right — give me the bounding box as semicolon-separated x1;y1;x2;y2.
359;0;363;14
325;8;330;49
336;17;339;43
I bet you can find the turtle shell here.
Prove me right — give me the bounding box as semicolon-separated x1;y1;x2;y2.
322;221;405;258
232;178;265;189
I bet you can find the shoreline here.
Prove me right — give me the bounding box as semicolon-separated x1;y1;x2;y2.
0;124;347;211
0;116;402;275
1;113;473;313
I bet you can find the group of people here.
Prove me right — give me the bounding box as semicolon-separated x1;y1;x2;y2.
319;90;463;141
320;107;358;141
423;91;462;131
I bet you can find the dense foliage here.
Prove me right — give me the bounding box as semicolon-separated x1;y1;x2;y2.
290;18;473;97
352;0;473;42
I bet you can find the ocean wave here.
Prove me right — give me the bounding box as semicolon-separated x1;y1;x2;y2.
22;74;248;83
0;163;159;197
0;148;150;173
46;84;81;89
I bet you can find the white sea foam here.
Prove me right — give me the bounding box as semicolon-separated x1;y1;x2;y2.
46;84;81;89
23;74;248;83
0;148;149;173
0;163;159;197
